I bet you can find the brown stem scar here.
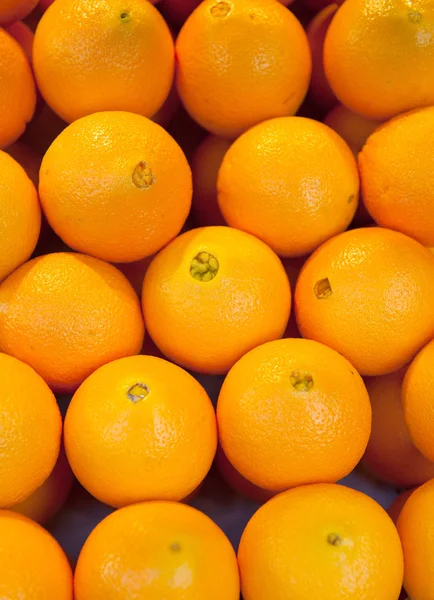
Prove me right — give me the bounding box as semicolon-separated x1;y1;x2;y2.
210;1;231;17
127;383;150;403
132;161;155;189
120;11;131;21
190;252;219;282
290;370;314;391
327;533;343;546
408;10;422;22
170;543;181;552
314;278;333;299
348;194;355;203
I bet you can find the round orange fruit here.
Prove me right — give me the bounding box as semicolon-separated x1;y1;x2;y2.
217;338;371;492
142;226;291;374
39;111;192;263
65;355;217;507
295;227;434;376
218;117;359;257
74;501;240;599
33;0;174;123
239;483;404;600
0;0;38;24
0;511;73;598
0;253;144;392
176;0;311;138
324;0;434;120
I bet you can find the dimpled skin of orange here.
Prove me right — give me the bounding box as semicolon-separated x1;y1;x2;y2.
361;370;434;487
65;355;217;507
74;501;240;600
33;0;174;123
39;112;192;263
0;0;38;23
0;151;40;283
359;107;434;246
0;354;62;508
397;479;434;599
0;511;73;598
175;0;311;139
295;228;434;376
218;117;359;257
0;253;144;393
142;226;291;374
324;104;381;155
324;0;434;120
0;29;36;149
217;338;371;491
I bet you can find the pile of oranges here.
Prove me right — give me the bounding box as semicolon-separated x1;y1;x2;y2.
2;0;434;597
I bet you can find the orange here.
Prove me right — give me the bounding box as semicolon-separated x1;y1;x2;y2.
65;355;217;507
324;104;381;156
361;370;434;487
218;117;359;257
0;0;38;23
295;227;434;376
397;479;434;599
39;111;192;263
0;353;62;508
74;501;240;599
33;0;174;123
388;488;417;524
0;151;40;283
239;483;404;600
403;339;434;463
191;134;230;226
5;140;41;187
0;253;144;392
0;28;36;148
324;0;434;120
359;107;434;246
0;511;73;598
175;0;311;138
142;226;291;374
5;21;34;62
218;338;371;492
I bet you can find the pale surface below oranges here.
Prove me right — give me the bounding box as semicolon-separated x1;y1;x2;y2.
0;253;144;393
218;116;359;257
239;484;404;600
295;227;434;376
39;111;192;263
74;501;240;600
142;226;291;374
176;0;311;138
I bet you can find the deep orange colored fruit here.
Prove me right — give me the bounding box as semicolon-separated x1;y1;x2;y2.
218;117;359;257
218;338;371;492
359;107;434;246
74;501;240;599
0;150;40;282
0;253;144;392
5;140;41;187
65;355;217;507
39;111;192;263
0;29;36;148
361;370;434;487
0;0;38;23
397;479;434;599
239;484;404;600
324;0;434;120
5;21;34;62
296;227;434;376
33;0;174;123
0;511;73;598
176;0;311;138
142;226;291;374
324;104;381;155
388;488;417;524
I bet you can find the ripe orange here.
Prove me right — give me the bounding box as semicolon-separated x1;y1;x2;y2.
0;151;40;283
218;338;371;492
0;511;73;598
239;483;404;600
324;0;434;120
403;339;434;463
359;107;434;246
65;355;217;507
0;353;62;508
33;0;174;123
361;370;434;487
0;28;36;148
324;104;381;155
142;226;291;374
0;0;38;23
397;479;434;599
191;134;231;226
218;117;359;257
176;0;311;138
74;501;240;599
295;227;434;376
5;21;34;62
39;111;192;263
5;140;41;187
0;253;144;392
388;488;417;524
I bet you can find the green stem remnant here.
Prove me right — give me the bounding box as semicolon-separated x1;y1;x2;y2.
127;383;150;403
132;161;155;189
314;278;333;299
190;252;219;282
290;370;314;391
327;533;343;547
